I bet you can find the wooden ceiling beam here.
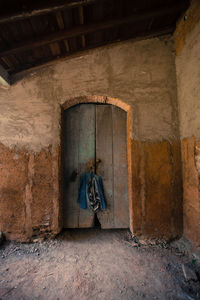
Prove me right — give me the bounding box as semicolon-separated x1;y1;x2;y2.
0;3;187;57
79;6;86;48
10;26;174;75
0;0;102;24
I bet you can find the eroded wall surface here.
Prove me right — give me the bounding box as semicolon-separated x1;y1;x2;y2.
0;36;182;241
174;0;200;250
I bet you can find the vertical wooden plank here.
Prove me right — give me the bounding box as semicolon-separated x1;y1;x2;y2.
63;105;80;228
112;106;129;228
78;104;95;228
63;104;95;228
96;105;114;228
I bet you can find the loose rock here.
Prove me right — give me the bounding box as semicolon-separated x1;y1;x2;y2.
182;264;198;282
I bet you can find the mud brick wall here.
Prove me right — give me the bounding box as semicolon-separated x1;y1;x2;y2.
174;0;200;250
0;36;182;241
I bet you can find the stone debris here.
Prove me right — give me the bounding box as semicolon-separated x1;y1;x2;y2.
131;236;169;248
182;264;198;282
0;229;200;300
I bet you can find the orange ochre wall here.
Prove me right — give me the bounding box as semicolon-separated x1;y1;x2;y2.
0;138;182;242
132;140;182;239
181;137;200;248
0;143;61;241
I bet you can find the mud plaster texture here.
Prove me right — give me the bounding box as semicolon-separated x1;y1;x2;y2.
0;36;182;241
175;0;200;251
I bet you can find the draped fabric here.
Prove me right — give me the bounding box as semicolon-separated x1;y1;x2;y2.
78;173;106;212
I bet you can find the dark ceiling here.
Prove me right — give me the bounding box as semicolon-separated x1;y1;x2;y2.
0;0;189;75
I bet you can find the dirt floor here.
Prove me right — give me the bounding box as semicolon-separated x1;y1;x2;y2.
0;229;200;300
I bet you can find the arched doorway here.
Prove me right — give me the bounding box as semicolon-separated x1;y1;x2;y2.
62;96;133;232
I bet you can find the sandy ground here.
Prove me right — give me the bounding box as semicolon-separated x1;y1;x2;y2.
0;229;199;300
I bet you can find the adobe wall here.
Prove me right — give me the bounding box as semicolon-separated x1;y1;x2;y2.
0;36;182;241
174;0;200;250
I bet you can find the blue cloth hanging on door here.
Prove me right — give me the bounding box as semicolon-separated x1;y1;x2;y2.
78;173;106;212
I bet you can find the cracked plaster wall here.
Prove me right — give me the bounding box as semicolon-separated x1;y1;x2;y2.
0;36;182;241
174;0;200;250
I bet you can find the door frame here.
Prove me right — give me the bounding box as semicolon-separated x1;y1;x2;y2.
62;96;133;233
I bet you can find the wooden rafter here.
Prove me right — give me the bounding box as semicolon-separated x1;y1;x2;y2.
0;3;187;57
9;26;174;75
55;11;71;53
0;0;102;24
79;6;86;48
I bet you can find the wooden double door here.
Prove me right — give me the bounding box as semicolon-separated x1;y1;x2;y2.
63;104;129;229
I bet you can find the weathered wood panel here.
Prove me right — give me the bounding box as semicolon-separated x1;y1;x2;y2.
96;105;129;228
112;106;129;228
63;104;95;228
96;105;114;228
63;105;80;228
78;104;95;228
63;104;129;229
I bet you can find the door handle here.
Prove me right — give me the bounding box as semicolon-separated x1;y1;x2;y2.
88;159;102;173
96;159;101;164
96;159;101;169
